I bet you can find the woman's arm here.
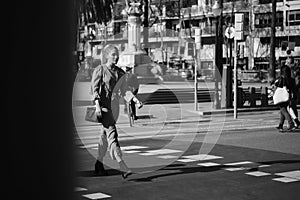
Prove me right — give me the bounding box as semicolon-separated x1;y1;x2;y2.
91;67;103;115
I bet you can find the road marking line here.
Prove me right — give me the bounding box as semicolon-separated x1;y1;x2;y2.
224;167;249;171
75;187;87;192
177;158;197;163
275;170;300;180
245;171;271;176
258;165;271;168
157;155;178;159
121;146;148;150
143;149;183;155
182;154;223;161
82;192;111;199
123;150;141;154
272;177;300;183
224;161;253;166
197;162;221;167
79;144;98;149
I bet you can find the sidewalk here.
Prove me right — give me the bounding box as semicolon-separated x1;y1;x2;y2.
72;81;281;127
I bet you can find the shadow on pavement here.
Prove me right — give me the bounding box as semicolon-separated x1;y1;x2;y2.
76;169;122;177
127;163;249;182
258;159;300;165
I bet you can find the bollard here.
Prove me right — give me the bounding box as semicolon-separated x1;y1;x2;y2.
249;87;256;107
261;87;268;107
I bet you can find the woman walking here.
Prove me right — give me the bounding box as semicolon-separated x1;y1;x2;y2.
91;44;142;178
275;65;297;132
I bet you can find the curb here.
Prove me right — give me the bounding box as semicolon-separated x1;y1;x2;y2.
200;105;300;116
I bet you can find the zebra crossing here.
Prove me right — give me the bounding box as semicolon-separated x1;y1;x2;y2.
75;144;300;199
75;116;281;146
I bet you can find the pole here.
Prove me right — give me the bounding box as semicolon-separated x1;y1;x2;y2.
214;16;221;109
144;0;149;54
234;39;238;119
194;46;198;111
269;0;277;82
288;1;290;43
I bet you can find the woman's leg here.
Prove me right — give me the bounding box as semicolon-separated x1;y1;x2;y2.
95;127;108;175
106;125;131;175
280;105;294;130
130;99;137;119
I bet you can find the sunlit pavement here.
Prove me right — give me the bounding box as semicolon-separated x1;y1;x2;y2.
74;109;300;200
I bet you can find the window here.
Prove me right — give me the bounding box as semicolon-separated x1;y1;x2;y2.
255;12;283;28
287;10;300;26
259;0;283;4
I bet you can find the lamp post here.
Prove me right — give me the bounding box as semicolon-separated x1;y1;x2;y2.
212;0;223;109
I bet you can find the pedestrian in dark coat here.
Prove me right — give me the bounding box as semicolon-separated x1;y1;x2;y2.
275;65;297;132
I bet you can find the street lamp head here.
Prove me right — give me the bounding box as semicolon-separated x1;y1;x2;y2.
212;0;222;16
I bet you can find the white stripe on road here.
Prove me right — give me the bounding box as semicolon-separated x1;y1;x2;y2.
177;158;197;163
275;170;300;180
82;192;111;199
245;171;271;177
123;150;141;154
75;187;87;192
139;149;182;156
224;167;249;171
157;155;178;159
197;162;221;167
272;177;300;183
120;146;148;150
224;161;253;166
182;154;223;161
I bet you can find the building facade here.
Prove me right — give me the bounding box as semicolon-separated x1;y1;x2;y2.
78;0;300;81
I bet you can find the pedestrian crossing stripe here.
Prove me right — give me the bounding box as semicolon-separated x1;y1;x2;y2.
82;192;111;199
121;145;148;150
141;149;182;155
245;171;271;177
197;162;220;167
124;150;141;153
157;155;178;159
275;170;300;180
224;161;253;166
75;187;87;192
182;154;223;161
272;177;300;183
177;158;197;163
224;167;250;171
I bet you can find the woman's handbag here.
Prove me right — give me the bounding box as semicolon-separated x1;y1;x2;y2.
273;86;289;105
85;106;101;123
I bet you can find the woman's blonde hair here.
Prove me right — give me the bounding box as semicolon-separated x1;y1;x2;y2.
101;44;119;64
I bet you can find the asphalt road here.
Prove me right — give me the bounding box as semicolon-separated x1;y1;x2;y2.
74;111;300;200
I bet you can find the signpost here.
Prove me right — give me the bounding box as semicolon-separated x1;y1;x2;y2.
194;27;201;111
234;13;244;119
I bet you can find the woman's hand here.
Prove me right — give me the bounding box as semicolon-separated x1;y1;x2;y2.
95;99;102;118
95;105;102;118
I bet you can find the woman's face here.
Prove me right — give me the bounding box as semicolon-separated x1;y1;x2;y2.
106;48;119;65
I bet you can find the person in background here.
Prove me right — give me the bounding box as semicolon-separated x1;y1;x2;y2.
274;65;297;132
91;44;143;179
123;66;142;120
289;63;300;127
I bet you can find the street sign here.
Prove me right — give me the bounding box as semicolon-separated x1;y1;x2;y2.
234;13;244;41
235;31;243;40
225;27;235;39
